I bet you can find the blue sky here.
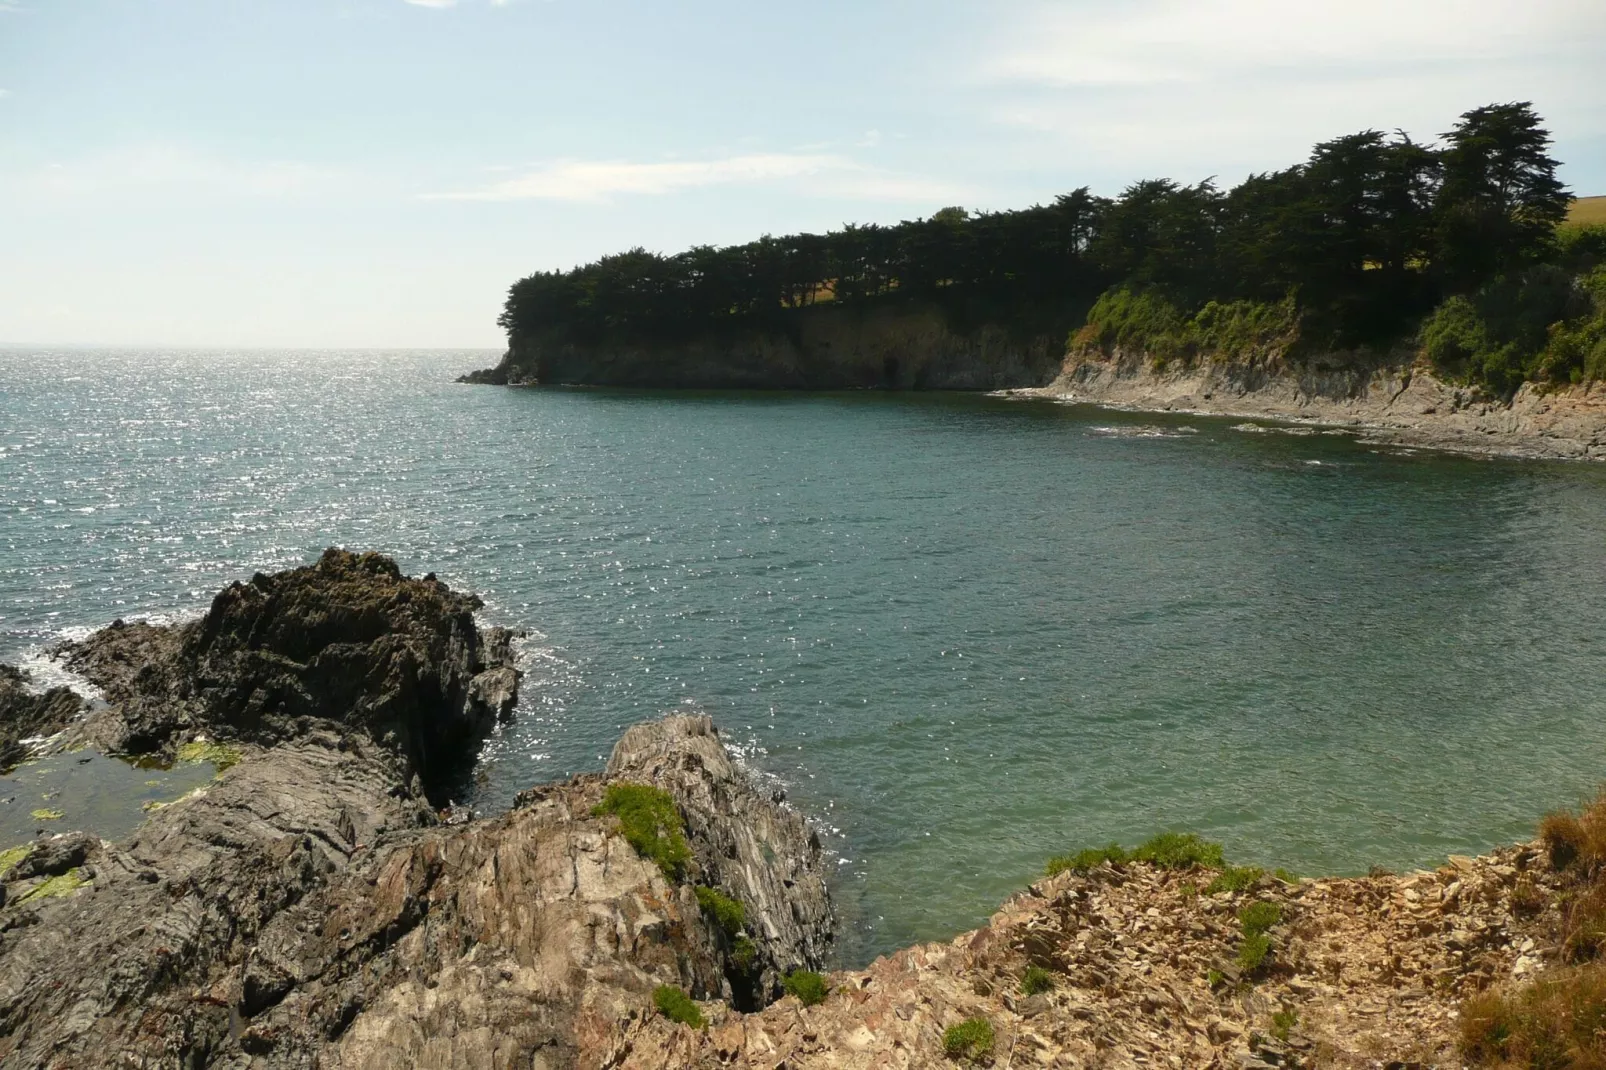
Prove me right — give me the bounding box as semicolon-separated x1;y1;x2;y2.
2;0;1603;347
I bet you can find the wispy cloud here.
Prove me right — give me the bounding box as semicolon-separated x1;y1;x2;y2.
425;152;966;204
979;0;1606;177
403;0;458;7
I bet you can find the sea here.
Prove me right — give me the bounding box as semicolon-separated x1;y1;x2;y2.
3;346;1605;965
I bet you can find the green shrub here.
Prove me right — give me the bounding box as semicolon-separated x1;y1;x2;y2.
783;969;830;1007
1204;865;1263;895
652;984;705;1028
731;935;757;972
695;885;746;934
942;1017;995;1061
1045;842;1127;877
1075;287;1299;366
1237;901;1282;974
1020;965;1055;996
593;783;692;881
1273;868;1300;884
1271;1008;1299;1042
1420;265;1597;395
1131;832;1225;870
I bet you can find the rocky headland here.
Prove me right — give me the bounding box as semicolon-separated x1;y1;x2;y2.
0;550;1595;1068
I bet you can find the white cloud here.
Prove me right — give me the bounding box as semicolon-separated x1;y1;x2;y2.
425;152;967;204
979;0;1606;179
403;0;458;7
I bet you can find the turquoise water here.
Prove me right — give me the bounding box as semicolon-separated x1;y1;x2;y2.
3;348;1606;963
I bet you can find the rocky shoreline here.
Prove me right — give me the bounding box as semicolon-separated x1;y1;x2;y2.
1012;352;1606;463
0;550;1588;1067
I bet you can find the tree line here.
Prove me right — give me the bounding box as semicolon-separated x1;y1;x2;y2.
500;103;1603;392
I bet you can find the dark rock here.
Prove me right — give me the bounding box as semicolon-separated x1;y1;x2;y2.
0;665;86;772
9;832;94;880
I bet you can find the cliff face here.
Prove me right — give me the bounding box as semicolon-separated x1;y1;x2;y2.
1032;349;1606;461
470;302;1070;390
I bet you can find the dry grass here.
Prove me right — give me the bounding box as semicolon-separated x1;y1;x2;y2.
1567;197;1606;228
1464;788;1606;1067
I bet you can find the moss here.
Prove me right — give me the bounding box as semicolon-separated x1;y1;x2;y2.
177;740;243;775
593;783;692;881
18;867;87;903
652;984;705;1028
29;808;64;821
942;1017;995;1061
1205;865;1264;895
1020;965;1055;996
0;844;32;878
783;969;829;1007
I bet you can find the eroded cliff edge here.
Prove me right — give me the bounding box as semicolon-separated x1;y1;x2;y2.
1020;351;1606;461
0;551;832;1068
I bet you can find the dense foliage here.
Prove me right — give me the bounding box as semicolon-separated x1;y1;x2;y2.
503;102;1600;396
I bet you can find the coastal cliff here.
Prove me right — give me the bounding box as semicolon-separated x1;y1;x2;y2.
463;301;1070;391
1020;349;1606;461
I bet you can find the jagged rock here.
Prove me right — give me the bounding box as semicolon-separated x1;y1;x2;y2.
57;548;521;798
0;554;832;1068
0;664;86;771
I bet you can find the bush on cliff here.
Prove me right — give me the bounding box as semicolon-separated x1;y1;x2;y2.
652;985;705;1029
1073;288;1301;369
594;783;691;881
783;969;830;1007
1047;832;1226;877
942;1017;995;1061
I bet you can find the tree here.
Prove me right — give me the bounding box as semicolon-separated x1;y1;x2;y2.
1434;102;1570;293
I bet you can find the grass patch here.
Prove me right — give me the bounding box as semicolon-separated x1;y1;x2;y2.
1020;965;1055;996
177;740;242;774
0;844;32;877
783;969;829;1007
1271;1008;1299;1043
17;867;86;903
652;984;705;1028
1046;842;1126;876
593;783;692;881
1205;865;1264;895
1237;901;1282;974
942;1017;995;1061
1461;966;1606;1067
1047;832;1226;879
30;808;63;821
1273;867;1299;884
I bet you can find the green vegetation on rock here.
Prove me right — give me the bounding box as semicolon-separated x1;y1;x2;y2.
651;984;705;1028
18;867;87;903
695;885;746;935
1047;832;1226;877
593;783;692;881
942;1017;995;1061
177;740;242;774
1237;901;1282;974
0;844;32;878
783;969;829;1007
1205;865;1265;895
30;808;63;821
1020;965;1055;996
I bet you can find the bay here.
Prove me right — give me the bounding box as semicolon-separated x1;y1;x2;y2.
3;347;1605;964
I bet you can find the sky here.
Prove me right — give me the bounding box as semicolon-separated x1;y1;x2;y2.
2;0;1603;348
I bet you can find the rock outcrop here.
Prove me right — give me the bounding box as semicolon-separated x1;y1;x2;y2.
0;554;833;1069
603;844;1561;1068
1025;350;1606;461
0;665;85;772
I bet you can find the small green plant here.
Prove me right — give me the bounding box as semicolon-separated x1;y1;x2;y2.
695;885;746;934
1271;1008;1298;1042
942;1017;995;1061
652;984;705;1028
1020;964;1054;996
1207;968;1226;988
594;783;692;881
731;935;758;972
1131;832;1225;870
1273;868;1300;884
1046;842;1127;876
1237;901;1282;974
1205;865;1264;894
783;969;829;1007
30;808;64;821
